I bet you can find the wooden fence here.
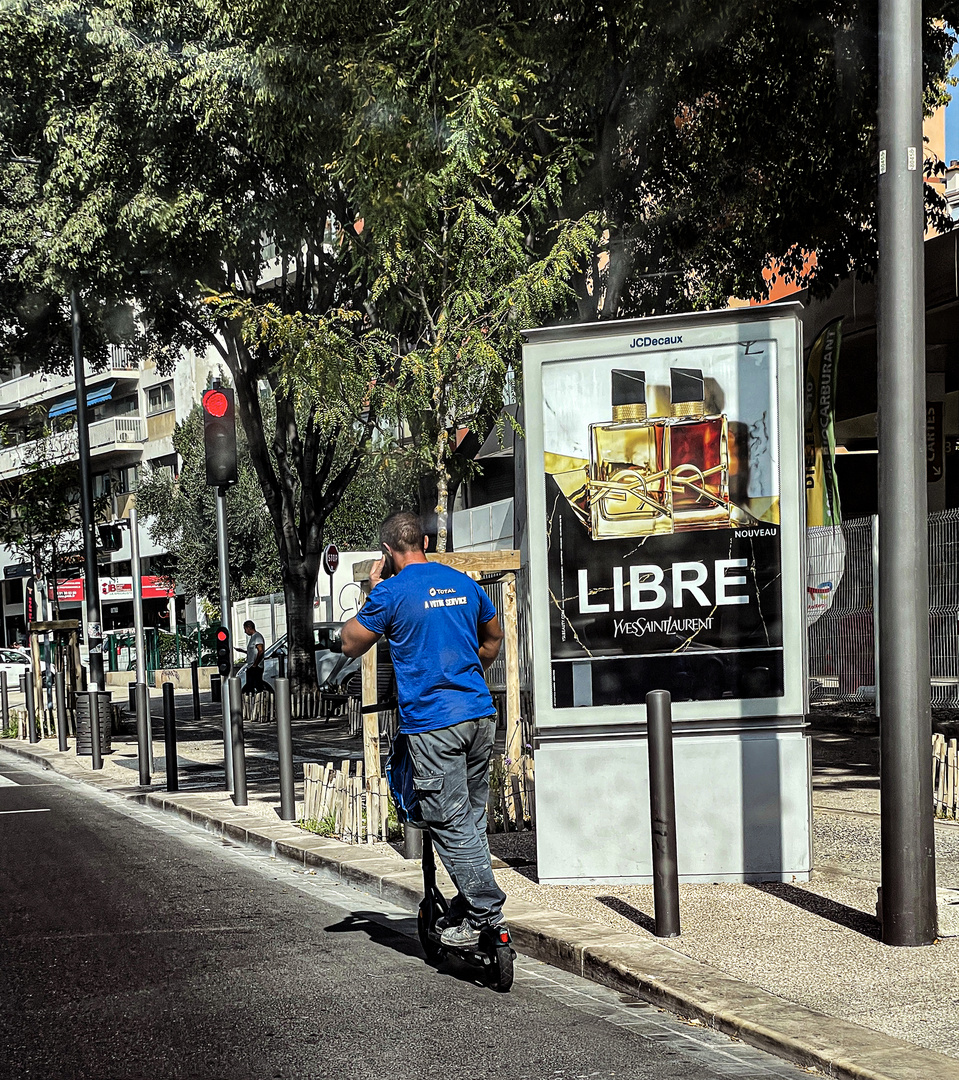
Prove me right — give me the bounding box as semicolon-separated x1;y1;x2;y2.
242;689;324;724
488;754;535;833
301;760;392;844
934;733;959;819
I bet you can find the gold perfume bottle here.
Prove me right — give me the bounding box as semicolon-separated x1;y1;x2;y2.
588;369;671;539
668;367;731;531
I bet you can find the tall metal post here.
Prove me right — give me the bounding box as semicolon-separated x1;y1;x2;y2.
0;671;7;734
645;691;681;938
216;487;234;790
275;677;295;820
876;0;937;945
70;289;104;694
162;681;178;792
54;671;68;752
129;504;153;777
24;668;38;744
227;677;247;806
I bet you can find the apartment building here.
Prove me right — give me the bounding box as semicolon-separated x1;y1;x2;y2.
0;346;218;646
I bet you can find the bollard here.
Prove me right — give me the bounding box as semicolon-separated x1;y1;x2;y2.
190;660;201;724
135;682;151;786
275;677;295;820
24;670;38;744
0;671;7;735
54;671;68;752
162;681;178;792
210;673;221;704
228;677;247;806
646;690;680;937
404;823;424;861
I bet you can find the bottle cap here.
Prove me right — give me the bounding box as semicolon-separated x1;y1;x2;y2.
670;367;706;417
611;370;647;421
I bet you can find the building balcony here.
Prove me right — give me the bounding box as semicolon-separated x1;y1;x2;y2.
0;348;140;414
0;417;145;481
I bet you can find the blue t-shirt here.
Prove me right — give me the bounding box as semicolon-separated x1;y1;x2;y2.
356;562;497;734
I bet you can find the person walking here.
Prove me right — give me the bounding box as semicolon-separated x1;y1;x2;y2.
341;511;506;947
241;620;266;695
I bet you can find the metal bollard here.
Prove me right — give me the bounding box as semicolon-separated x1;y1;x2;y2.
0;671;7;735
88;690;103;770
54;671;68;752
646;690;680;938
135;682;151;786
25;670;38;744
227;678;247;806
162;682;178;792
190;660;201;724
404;823;424;860
275;677;295;820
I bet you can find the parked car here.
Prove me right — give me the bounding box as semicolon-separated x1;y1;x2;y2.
236;622;360;694
0;647;31;686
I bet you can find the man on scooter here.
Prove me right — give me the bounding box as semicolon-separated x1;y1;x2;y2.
341;511;507;947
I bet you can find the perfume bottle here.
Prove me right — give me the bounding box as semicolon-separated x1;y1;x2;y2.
588;369;671;539
668;367;731;531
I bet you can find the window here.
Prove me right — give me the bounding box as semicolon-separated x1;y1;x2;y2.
148;453;178;483
115;464;139;493
146;381;175;415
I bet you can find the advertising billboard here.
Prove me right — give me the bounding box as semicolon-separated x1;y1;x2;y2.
523;305;806;727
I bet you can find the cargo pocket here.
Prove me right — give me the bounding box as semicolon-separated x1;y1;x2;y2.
412;773;444;821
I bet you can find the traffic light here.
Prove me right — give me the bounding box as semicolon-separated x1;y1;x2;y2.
215;626;232;678
202;387;238;487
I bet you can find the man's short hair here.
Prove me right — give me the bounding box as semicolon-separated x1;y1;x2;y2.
243;621;255;631
380;511;425;553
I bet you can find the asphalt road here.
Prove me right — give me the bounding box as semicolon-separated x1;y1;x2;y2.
0;757;808;1080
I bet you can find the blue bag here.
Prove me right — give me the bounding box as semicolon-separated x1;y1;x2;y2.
385;733;425;826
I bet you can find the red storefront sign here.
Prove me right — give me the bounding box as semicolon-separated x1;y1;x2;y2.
50;576;175;603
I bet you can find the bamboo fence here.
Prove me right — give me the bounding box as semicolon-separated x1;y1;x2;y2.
242;688;325;724
934;732;959;819
301;760;392;844
487;753;535;833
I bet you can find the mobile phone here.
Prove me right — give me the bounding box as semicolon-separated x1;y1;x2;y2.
380;548;395;580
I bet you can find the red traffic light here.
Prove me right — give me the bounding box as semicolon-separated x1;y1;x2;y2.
216;628;228;642
203;389;229;418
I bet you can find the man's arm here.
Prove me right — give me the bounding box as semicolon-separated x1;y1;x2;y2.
253;640;264;668
341;617;382;658
477;615;505;671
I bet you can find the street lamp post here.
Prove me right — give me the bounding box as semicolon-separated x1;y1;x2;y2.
70;288;105;769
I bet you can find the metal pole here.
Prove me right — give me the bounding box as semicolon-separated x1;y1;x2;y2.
129;504;153;775
54;670;68;752
404;823;423;861
162;681;178;792
190;659;201;725
216;487;234;790
0;671;7;734
86;690;102;769
646;690;680;938
70;289;104;694
877;0;937;946
24;666;38;744
135;681;150;786
275;676;295;820
227;677;247;806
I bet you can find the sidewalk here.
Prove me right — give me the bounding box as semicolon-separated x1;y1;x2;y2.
2;689;958;1080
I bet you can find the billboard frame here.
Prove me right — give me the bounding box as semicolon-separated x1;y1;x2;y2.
522;303;807;731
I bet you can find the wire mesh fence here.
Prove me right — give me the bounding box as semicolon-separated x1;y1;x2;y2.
807;511;959;708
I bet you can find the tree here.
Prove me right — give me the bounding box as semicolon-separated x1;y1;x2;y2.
2;0;957;674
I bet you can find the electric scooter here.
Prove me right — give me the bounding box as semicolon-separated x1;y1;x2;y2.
416;829;516;992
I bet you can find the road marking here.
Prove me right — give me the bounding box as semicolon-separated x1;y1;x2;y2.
0;808;51;815
0;775;19;787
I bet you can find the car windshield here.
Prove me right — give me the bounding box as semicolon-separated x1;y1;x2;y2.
1;650;28;664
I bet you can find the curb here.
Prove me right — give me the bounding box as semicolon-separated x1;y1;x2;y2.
3;739;957;1080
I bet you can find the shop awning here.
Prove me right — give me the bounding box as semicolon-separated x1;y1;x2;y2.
48;381;116;419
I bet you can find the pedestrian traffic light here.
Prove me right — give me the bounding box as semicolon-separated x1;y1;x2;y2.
215;626;232;678
202;387;238;487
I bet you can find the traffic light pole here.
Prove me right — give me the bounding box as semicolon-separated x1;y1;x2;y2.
216;485;235;790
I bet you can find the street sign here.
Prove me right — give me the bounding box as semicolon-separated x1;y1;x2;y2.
322;544;340;576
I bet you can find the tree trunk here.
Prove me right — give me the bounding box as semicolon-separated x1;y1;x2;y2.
282;554;321;688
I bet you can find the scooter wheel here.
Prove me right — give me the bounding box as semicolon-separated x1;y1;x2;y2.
491;946;514;992
417;900;442;963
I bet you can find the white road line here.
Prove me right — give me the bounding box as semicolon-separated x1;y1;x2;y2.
0;775;19;787
0;808;51;815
